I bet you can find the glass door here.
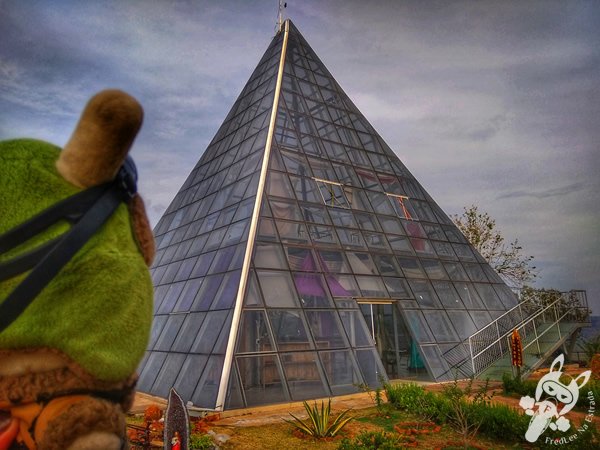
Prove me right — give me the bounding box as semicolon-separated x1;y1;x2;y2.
358;301;426;380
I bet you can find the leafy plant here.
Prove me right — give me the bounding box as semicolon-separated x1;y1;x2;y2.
285;398;352;438
189;433;215;450
441;379;485;445
338;430;410;450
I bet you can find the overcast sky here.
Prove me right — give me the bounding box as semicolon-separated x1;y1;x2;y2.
1;0;599;313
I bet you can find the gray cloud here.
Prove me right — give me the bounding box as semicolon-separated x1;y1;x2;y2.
497;182;588;200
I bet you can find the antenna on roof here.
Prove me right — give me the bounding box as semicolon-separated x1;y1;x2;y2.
277;0;287;33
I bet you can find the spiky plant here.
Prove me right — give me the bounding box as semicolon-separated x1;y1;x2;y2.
284;398;352;438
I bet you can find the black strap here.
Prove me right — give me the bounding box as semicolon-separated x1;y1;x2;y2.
0;184;123;334
0;185;107;255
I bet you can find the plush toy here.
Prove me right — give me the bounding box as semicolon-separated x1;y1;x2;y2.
0;90;155;449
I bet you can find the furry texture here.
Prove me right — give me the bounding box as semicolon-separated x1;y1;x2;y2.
57;89;143;188
38;396;124;450
0;139;153;382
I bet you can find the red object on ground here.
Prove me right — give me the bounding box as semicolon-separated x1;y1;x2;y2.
0;418;19;450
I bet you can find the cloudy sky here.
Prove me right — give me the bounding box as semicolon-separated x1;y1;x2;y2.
1;0;599;313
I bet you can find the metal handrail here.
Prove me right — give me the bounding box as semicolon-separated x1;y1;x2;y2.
437;290;589;380
469;292;588;377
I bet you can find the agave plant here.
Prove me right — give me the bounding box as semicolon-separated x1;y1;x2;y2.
284;398;352;437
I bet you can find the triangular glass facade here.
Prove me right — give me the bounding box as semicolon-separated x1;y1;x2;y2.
138;20;520;410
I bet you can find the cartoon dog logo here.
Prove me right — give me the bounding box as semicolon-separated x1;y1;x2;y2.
519;354;591;443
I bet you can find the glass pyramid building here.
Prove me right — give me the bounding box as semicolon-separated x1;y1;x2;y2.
137;20;520;410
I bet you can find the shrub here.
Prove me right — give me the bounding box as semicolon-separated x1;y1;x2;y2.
384;383;425;411
285;398;352;438
501;372;536;397
189;434;215;450
338;431;410;450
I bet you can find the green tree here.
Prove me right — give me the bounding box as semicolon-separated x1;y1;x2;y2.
451;205;536;288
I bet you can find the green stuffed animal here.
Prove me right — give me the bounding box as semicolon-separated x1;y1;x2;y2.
0;90;155;450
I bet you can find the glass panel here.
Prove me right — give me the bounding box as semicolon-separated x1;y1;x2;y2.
366;191;395;215
306;310;348;349
316;180;350;208
328;209;357;228
289;175;320;203
379;216;405;235
270;198;302;221
373;255;401;277
431;241;457;260
354;212;381;231
172;355;208;401
281;149;311;175
244;270;263;306
280;352;328;400
157;281;185;314
319;350;362;395
336;227;365;249
356;276;389;298
257;270;299;307
308;224;338;246
444;262;469;281
276;220;310;244
210;271;241;310
347;252;378;275
408;280;441;308
423;311;459;343
267;171;295;198
452;243;477;261
355;348;386;387
268;310;313;350
363;232;389;251
208;246;237;274
402;310;435;342
411;238;436;256
294;272;333;307
383;277;412;299
454;282;486;309
154;314;186;351
191;274;224;311
191;355;224;409
300;203;330;224
190;310;230;354
420;345;450;379
388;235;413;254
464;263;489;282
254;242;289;269
470;310;493;329
174;278;203;312
473;283;505;310
446;311;478;340
432;281;464;309
494;284;518;308
137;352;166;392
397;257;426;278
237;355;288;406
147;315;167;349
172;312;207;353
236;310;275;353
257;218;278;241
151;353;187;398
356;169;380;190
318;250;351;273
339;310;373;347
421;259;448;280
326;274;360;297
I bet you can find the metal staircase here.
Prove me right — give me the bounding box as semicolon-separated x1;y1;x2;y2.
440;290;590;381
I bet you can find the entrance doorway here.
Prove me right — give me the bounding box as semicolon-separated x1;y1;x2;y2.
358;301;426;380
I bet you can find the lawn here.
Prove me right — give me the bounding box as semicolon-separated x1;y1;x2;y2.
205;406;525;449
